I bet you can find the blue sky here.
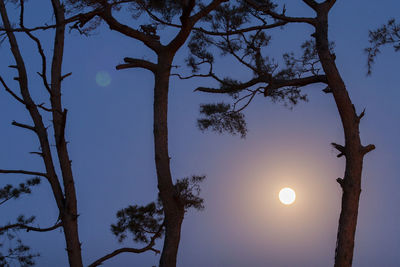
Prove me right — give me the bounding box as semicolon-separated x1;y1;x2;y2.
0;1;399;266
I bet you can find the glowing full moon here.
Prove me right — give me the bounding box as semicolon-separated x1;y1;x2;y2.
279;187;296;205
95;71;112;87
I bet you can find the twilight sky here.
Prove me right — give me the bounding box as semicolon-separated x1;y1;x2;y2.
0;1;399;266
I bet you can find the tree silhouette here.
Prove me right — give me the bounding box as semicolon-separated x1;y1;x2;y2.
0;0;86;265
64;1;227;266
184;1;375;266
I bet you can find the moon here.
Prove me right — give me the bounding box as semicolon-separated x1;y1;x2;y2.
95;71;112;87
279;187;296;205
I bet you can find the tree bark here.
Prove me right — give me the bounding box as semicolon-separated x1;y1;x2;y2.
314;4;374;267
153;52;185;267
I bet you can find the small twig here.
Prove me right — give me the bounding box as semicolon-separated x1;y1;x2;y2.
331;142;345;158
60;72;72;81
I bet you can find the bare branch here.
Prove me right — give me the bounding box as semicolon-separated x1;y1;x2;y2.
37;103;53;112
0;169;47;178
11;121;36;132
0;8;102;33
0;221;62;233
60;72;72;81
362;144;375;155
233;89;259;113
116;57;156;72
0;76;25;104
88;247;159;267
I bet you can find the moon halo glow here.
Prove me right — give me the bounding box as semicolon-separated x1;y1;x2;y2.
95;71;112;87
279;187;296;205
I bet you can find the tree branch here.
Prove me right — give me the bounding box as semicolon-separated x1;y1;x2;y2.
88;222;163;267
0;221;62;233
245;0;316;25
116;57;156;72
11;121;36;132
98;5;161;52
362;144;375;155
195;21;287;36
195;75;327;94
143;5;286;36
265;75;328;96
331;142;345;158
88;247;159;267
167;0;227;52
0;76;25;104
190;0;228;24
0;169;47;178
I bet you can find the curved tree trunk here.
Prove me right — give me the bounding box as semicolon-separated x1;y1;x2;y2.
153;52;185;267
314;5;374;267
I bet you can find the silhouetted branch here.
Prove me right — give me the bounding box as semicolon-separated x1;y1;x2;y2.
143;4;287;36
0;76;25;104
88;223;163;267
331;142;345;158
11;121;36;132
362;144;376;155
245;0;316;25
116;57;156;72
0;169;47;178
0;222;62;233
97;5;161;51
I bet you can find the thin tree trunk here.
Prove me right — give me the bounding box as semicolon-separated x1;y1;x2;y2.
153;53;185;267
50;1;83;266
0;1;84;266
314;5;374;267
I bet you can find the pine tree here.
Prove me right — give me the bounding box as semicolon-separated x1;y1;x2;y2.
184;1;375;266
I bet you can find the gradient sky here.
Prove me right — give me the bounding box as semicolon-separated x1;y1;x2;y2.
0;1;399;266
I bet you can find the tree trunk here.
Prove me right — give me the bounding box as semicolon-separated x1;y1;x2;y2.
314;6;373;267
49;1;84;266
153;53;185;267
